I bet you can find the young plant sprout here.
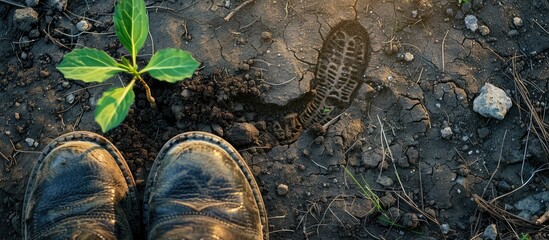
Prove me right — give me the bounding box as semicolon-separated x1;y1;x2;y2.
57;0;199;132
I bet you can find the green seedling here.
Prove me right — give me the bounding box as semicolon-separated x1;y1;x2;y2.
519;233;532;240
56;0;199;132
457;0;471;5
321;107;331;115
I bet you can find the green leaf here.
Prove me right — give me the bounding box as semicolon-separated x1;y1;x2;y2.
113;0;149;63
120;56;131;67
94;80;135;132
140;48;200;83
56;48;125;83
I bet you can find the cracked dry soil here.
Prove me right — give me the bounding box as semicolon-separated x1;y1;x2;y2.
1;0;549;239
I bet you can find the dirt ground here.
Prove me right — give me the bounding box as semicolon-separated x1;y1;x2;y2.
1;0;549;239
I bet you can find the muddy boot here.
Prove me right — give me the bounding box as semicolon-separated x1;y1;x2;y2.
144;132;268;240
22;131;139;240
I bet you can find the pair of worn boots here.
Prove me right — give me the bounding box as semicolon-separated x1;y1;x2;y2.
22;131;268;239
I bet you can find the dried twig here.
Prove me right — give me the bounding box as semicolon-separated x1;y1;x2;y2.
0;0;25;8
224;0;254;21
473;194;549;234
511;56;549;156
481;129;508;198
441;30;449;72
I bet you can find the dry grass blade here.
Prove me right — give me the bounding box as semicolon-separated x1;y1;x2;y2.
473;194;549;235
511;57;549;156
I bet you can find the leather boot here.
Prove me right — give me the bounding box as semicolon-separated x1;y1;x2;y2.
144;132;268;240
22;131;139;239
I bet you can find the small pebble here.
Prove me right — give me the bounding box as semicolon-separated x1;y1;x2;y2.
441;127;453;139
478;25;490;35
446;8;454;17
513;16;523;27
404;52;414;62
483;224;498;240
66;93;75;104
411;10;418;18
76;20;92;31
261;31;272;41
508;29;519;37
376;175;394;187
28;29;40;39
25;138;35;147
277;184;289;196
440;223;450;234
14;112;20;120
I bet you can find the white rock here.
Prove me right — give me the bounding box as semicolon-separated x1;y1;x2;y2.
473;83;512;120
464;15;478;32
441;127;453;138
25;138;35;147
76;20;91;31
513;17;523;27
404;52;414;62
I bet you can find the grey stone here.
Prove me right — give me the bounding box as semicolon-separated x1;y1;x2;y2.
483;224;497;240
376;175;394;187
277;183;289;196
65;93;75;104
379;193;397;208
464;15;478;32
402;213;420;228
508;29;519;37
441;127;453;139
473;83;512;120
362;151;382;168
446;8;454;17
386;207;402;223
14;8;39;32
28;29;40;39
226;122;259;146
440;223;450;234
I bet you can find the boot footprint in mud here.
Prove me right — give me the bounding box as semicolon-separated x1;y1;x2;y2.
299;20;371;128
